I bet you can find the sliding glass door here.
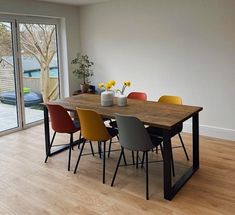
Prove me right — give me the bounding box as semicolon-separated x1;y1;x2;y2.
18;22;60;125
0;17;61;135
0;21;20;132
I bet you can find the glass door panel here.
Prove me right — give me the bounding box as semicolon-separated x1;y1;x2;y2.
18;23;60;125
0;21;19;132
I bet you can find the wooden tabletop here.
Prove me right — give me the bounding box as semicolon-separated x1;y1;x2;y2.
48;94;203;130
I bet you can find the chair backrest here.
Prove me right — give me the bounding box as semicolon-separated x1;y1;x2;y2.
158;95;183;132
115;114;155;151
127;92;147;101
76;108;111;141
47;104;77;133
158;95;182;105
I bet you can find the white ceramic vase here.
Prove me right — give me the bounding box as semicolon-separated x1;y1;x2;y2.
117;94;127;107
101;90;114;106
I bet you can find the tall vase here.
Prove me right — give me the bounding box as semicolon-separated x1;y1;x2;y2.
101;90;114;106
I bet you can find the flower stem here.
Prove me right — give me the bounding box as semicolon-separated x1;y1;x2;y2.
121;85;126;94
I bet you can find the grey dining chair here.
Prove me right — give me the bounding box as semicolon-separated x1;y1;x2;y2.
111;114;163;200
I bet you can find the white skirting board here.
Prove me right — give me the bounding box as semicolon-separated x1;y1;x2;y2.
183;123;235;141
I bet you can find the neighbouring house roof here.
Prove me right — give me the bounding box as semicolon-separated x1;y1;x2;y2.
1;55;58;72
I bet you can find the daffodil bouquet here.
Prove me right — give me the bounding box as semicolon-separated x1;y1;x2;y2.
98;80;116;91
116;81;131;95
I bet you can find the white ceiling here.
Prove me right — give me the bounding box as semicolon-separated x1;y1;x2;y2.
37;0;110;6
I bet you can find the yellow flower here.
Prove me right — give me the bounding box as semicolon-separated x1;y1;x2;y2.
99;80;116;91
105;82;112;90
98;83;104;89
124;81;131;87
109;80;116;86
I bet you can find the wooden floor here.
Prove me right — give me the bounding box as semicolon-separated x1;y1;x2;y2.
0;125;234;215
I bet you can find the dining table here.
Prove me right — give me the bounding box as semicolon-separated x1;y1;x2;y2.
44;94;203;200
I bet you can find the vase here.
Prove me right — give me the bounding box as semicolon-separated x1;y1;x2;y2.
101;90;114;106
117;94;127;107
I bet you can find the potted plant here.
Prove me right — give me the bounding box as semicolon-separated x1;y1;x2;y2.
71;54;94;93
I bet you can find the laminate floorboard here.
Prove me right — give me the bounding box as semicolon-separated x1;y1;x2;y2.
0;125;234;215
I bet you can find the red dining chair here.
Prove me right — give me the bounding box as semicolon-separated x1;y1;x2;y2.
127;92;147;100
44;104;82;171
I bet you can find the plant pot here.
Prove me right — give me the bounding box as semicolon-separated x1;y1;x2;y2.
80;84;89;93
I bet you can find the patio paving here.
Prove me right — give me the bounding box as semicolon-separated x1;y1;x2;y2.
0;103;43;132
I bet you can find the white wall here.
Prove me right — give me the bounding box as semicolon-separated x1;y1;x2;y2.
79;0;235;140
0;0;80;96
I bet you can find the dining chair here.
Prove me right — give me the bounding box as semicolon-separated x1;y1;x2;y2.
44;104;81;171
127;92;147;100
109;91;147;129
74;108;121;184
147;95;190;175
109;91;147;161
111;114;163;200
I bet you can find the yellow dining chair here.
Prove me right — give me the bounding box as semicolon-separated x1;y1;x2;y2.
74;108;120;184
147;95;189;176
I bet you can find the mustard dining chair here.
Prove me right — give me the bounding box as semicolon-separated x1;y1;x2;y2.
74;108;120;184
147;95;190;176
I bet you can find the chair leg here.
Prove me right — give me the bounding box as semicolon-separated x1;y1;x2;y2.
78;132;82;149
89;141;94;156
111;148;124;186
178;133;189;160
141;151;145;168
146;151;149;200
44;131;56;163
103;141;106;184
122;149;127;166
136;151;139;169
74;139;86;174
98;141;102;158
159;143;164;159
108;139;112;158
132;151;135;165
68;133;73;171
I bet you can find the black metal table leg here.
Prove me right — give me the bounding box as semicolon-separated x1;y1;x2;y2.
163;113;200;200
193;113;199;170
163;129;173;200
